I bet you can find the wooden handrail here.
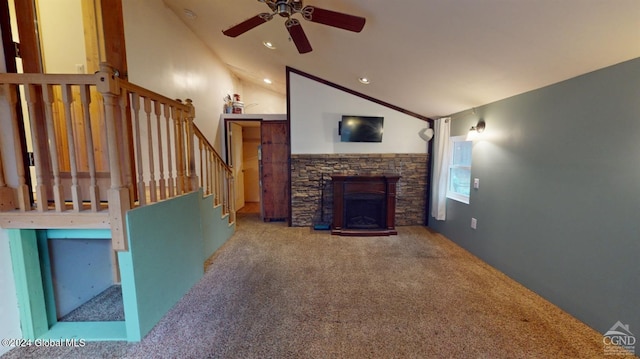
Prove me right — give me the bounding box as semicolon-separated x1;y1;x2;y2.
193;122;235;220
0;72;101;85
119;80;190;111
194;126;230;172
0;66;235;250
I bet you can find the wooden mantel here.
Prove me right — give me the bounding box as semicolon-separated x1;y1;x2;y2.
331;174;400;236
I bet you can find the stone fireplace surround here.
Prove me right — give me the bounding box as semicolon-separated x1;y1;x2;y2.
290;153;429;227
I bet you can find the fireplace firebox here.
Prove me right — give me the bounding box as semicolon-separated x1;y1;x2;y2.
331;174;400;236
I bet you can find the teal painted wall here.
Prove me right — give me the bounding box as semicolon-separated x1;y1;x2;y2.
8;230;48;340
120;191;204;341
4;191;235;343
120;190;235;341
201;194;235;260
430;58;640;336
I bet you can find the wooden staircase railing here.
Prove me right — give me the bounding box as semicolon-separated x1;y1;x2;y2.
194;126;235;224
0;64;235;250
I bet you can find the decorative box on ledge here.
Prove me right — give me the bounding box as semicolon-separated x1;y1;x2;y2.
331;174;400;236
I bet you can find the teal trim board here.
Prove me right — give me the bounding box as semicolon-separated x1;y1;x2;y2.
40;322;127;341
121;191;204;342
36;230;57;328
46;229;111;239
8;229;48;340
117;251;140;341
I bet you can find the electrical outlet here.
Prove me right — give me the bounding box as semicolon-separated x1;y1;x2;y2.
473;178;480;189
471;218;477;229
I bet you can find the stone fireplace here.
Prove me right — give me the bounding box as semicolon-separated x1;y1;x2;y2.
331;174;400;236
289;153;429;228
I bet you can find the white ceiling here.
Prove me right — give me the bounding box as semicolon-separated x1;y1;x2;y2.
163;0;640;119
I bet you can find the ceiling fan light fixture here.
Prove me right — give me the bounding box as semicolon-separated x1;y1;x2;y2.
358;77;371;84
223;0;366;54
276;2;291;17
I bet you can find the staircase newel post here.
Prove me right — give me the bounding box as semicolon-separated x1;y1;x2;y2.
185;99;198;192
97;62;131;251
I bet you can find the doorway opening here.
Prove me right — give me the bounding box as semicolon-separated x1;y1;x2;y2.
226;119;262;215
224;115;289;223
3;0;108;204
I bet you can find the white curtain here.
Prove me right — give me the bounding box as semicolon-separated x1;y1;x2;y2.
431;117;451;221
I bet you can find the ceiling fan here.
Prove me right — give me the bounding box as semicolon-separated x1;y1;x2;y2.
222;0;366;54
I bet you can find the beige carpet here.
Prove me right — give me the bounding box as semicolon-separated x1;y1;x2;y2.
3;212;623;358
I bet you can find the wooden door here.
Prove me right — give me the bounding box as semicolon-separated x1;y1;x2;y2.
260;121;289;221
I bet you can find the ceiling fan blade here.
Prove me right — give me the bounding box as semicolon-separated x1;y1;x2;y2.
286;19;312;54
302;6;366;33
222;13;272;37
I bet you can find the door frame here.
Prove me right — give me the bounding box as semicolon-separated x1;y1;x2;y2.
224;118;262;213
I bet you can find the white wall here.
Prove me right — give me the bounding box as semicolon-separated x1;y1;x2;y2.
38;0;86;73
289;72;429;154
242;82;286;115
122;0;239;151
122;0;287;152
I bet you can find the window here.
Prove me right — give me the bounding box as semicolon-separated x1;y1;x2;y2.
447;136;472;204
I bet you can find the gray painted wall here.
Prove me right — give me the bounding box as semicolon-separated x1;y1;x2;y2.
430;58;640;336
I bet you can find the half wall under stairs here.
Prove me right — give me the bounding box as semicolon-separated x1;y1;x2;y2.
1;68;236;342
8;190;234;342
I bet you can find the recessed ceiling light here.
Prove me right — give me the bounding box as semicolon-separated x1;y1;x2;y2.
183;8;197;19
263;41;276;50
358;77;371;84
263;78;272;84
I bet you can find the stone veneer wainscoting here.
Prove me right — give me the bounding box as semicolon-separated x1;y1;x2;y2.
290;154;429;227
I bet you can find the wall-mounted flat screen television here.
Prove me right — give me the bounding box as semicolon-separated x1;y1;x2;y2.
338;116;384;142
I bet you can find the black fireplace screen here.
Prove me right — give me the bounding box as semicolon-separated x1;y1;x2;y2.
344;193;386;230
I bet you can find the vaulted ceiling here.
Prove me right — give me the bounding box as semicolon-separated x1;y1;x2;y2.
163;0;640;118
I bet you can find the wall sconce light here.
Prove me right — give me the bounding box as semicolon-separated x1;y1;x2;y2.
418;126;434;142
466;120;486;141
